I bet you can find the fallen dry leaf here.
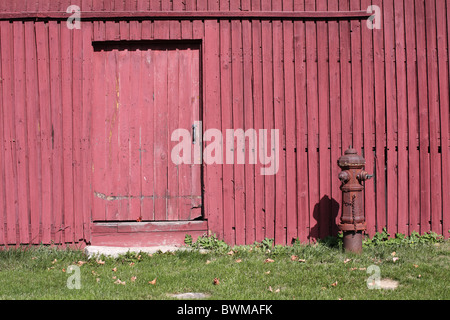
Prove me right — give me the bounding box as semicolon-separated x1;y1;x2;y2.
264;258;275;263
331;281;338;287
391;251;396;257
77;261;86;266
112;276;117;279
96;278;100;283
268;286;273;292
112;267;117;272
413;264;419;268
131;276;137;282
227;250;234;256
264;271;271;275
114;279;126;285
343;258;351;264
275;288;280;293
213;278;220;285
149;278;157;285
205;260;211;264
392;257;399;263
290;255;298;261
235;259;242;263
129;262;135;266
96;259;105;265
298;259;306;263
52;259;57;264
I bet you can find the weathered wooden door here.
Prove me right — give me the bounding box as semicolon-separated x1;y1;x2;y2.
92;42;202;222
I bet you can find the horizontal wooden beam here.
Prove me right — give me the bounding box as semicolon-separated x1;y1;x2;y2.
0;10;372;21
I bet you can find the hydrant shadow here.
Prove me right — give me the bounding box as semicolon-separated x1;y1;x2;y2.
308;195;340;243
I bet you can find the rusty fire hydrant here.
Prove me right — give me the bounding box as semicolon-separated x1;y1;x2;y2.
337;147;373;253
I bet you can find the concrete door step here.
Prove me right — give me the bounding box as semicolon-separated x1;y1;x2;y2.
84;245;187;258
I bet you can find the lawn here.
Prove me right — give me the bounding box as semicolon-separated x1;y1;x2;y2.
0;234;448;300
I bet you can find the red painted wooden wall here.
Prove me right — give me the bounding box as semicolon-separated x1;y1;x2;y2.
0;0;449;246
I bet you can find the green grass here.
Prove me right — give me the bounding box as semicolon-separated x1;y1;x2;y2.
0;238;448;300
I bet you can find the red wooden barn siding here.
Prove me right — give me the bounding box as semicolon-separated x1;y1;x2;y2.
0;0;449;246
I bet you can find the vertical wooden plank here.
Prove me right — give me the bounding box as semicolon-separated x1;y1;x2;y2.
317;0;331;239
293;0;309;243
349;0;366;235
105;49;120;221
128;48;143;222
219;0;233;243
119;21;130;40
92;43;107;222
189;46;202;219
204;17;223;240
415;0;431;234
137;0;149;10
438;0;450;237
1;22;19;244
49;21;64;244
271;0;287;245
177;47;192;220
405;0;420;235
60;23;74;242
36;22;53;244
384;0;398;236
230;0;246;245
339;0;353;150
92;0;105;41
1;21;18;244
154;0;170;39
261;0;275;241
282;0;297;244
153;48;169;221
13;21;30;244
192;2;205;221
72;25;84;239
242;0;256;244
114;0;125;10
81;22;93;240
25;21;43;244
394;0;409;236
181;0;194;39
328;0;342;237
167;48;180;221
373;0;387;233
140;48;155;221
350;0;363;153
361;0;376;237
425;0;442;234
252;0;265;242
305;0;319;241
339;0;353;240
0;21;4;244
117;46;132;221
170;0;183;39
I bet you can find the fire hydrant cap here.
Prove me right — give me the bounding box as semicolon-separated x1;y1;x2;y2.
338;148;366;167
